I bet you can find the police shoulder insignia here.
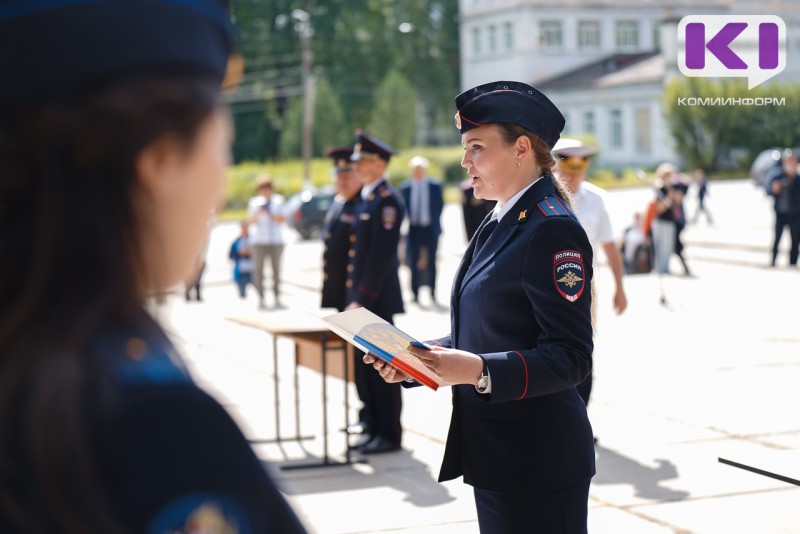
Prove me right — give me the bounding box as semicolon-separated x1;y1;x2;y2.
553;250;585;302
381;206;397;230
379;186;392;198
536;196;571;218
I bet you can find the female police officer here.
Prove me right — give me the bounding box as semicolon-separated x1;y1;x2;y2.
365;81;595;533
0;1;306;532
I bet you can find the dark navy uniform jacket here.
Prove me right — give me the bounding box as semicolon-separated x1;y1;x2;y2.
321;192;360;311
432;175;595;493
347;179;405;321
90;321;307;534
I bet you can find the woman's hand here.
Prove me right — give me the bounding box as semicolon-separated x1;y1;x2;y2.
363;353;409;383
407;345;484;386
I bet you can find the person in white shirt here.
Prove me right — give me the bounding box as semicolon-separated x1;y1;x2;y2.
247;175;288;309
553;138;627;409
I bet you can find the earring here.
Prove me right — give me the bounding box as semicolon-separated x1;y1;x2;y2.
515;159;521;168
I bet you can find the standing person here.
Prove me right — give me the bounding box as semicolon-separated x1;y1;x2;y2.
345;132;406;454
0;1;307;532
650;163;679;275
670;176;691;276
247;175;288;309
365;81;595;533
229;220;254;299
320;147;373;441
400;156;445;305
691;168;713;224
552;138;627;411
766;149;800;267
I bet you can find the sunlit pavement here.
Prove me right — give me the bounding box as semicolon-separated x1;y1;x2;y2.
156;179;800;533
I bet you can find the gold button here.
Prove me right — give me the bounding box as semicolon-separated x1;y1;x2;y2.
347;265;354;272
350;234;356;243
348;249;355;258
346;280;353;288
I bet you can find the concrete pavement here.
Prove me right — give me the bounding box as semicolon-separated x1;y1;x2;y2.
156;179;800;533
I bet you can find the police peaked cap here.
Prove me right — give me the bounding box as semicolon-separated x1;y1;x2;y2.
454;81;565;149
350;132;396;162
0;0;234;102
325;147;354;169
552;138;599;158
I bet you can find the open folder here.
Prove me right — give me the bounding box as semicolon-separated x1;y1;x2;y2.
322;307;448;391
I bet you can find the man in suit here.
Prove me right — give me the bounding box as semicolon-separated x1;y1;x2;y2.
400;156;445;305
344;132;406;454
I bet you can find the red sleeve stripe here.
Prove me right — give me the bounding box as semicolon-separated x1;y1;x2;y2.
512;350;529;400
431;339;443;347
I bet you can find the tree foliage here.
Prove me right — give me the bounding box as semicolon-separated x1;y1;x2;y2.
663;78;800;171
228;0;460;162
368;69;418;151
278;75;350;159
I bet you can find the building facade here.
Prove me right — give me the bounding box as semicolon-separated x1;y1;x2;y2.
459;0;800;170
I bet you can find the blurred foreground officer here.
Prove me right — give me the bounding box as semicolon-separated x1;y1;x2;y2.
366;81;595;533
0;2;306;532
460;178;495;241
400;156;445;305
320;147;373;439
345;132;406;454
553;138;627;410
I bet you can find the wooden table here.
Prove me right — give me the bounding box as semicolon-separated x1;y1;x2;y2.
718;449;800;486
228;311;357;470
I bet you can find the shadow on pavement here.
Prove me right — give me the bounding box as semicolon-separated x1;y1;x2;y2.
268;449;456;507
593;445;690;501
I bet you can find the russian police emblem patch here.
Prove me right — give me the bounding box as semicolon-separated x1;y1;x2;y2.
553;250;585;302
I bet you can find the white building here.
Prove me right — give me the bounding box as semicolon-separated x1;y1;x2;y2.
459;0;800;170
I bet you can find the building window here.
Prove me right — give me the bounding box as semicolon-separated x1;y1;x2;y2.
615;20;639;49
635;108;651;153
472;27;481;56
610;109;623;149
583;111;595;135
503;22;514;51
539;20;563;50
578;20;601;49
488;25;497;53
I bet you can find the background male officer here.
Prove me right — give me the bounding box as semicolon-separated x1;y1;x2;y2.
400;156;444;305
345;132;405;454
320;147;373;440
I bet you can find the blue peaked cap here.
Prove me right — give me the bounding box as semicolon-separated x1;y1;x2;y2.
0;0;233;101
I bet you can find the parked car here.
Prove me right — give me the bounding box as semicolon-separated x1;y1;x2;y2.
285;188;335;240
750;147;800;189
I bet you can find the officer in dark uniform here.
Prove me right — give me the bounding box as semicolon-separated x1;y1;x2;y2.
345;132;406;454
320;147;373;440
365;82;595;533
0;1;306;532
460;178;495;241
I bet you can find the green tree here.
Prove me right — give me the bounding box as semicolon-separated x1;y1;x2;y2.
663;78;800;171
368;69;418;150
278;75;350;159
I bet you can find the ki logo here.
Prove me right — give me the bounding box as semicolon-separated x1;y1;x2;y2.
678;15;786;89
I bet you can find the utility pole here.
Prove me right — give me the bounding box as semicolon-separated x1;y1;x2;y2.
293;9;314;191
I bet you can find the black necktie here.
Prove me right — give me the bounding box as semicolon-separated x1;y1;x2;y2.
472;217;498;260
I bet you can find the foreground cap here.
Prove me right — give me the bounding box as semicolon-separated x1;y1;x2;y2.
350;132;396;162
325;147;354;172
0;0;234;102
552;138;599;158
454;81;565;149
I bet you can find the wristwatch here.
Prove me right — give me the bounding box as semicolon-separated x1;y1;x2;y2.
476;359;489;391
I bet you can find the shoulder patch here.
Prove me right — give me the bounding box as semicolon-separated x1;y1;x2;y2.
536;196;572;218
553;250;586;303
379;186;392;198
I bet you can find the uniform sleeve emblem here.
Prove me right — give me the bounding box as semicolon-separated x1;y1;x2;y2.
381;206;397;230
553;250;585;302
